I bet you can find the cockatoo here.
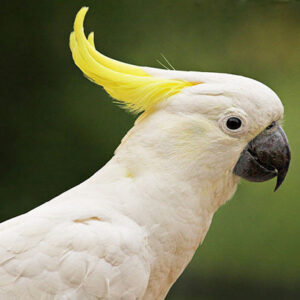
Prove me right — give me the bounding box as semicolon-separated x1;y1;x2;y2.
0;7;290;300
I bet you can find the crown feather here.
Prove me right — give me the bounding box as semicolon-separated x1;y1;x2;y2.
70;7;197;113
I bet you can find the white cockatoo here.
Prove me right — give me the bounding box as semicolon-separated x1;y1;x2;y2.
0;7;290;300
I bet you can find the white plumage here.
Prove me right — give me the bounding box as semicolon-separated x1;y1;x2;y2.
0;7;288;300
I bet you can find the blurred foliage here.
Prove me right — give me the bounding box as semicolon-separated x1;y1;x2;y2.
1;0;300;299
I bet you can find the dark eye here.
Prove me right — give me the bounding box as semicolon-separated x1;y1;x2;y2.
266;121;275;130
226;117;242;130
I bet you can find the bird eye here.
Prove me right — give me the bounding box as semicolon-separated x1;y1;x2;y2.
226;117;242;130
266;121;275;130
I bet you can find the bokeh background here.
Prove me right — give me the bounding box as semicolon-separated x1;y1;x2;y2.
1;0;300;299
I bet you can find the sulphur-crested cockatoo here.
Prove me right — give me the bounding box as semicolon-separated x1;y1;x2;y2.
0;7;290;300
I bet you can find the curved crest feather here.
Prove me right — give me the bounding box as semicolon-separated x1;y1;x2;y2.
70;7;196;113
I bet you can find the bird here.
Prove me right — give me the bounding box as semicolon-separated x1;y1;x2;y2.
0;7;290;300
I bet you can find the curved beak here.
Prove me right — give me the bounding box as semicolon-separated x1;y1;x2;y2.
233;125;291;191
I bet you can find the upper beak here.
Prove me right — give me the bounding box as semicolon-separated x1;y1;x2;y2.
233;125;291;191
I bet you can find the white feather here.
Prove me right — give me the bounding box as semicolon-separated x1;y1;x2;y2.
0;70;284;299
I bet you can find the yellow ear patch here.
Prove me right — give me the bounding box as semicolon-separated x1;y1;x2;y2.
70;7;196;113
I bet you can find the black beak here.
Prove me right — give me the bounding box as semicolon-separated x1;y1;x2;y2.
233;125;291;191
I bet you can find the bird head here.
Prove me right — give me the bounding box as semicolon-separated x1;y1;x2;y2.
70;7;290;192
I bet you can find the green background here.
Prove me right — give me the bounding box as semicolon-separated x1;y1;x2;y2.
1;0;300;299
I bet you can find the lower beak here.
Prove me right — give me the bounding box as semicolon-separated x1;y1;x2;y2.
233;125;291;191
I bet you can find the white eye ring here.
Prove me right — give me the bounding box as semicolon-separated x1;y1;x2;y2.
219;113;247;136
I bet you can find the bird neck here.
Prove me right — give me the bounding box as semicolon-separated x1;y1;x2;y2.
89;151;238;299
91;109;239;219
88;116;239;299
111;110;239;215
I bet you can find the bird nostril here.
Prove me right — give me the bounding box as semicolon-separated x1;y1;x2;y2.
266;121;276;130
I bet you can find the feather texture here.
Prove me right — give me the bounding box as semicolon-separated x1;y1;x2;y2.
0;183;151;299
69;7;197;113
0;7;286;300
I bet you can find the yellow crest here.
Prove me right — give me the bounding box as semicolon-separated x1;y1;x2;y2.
70;7;196;113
